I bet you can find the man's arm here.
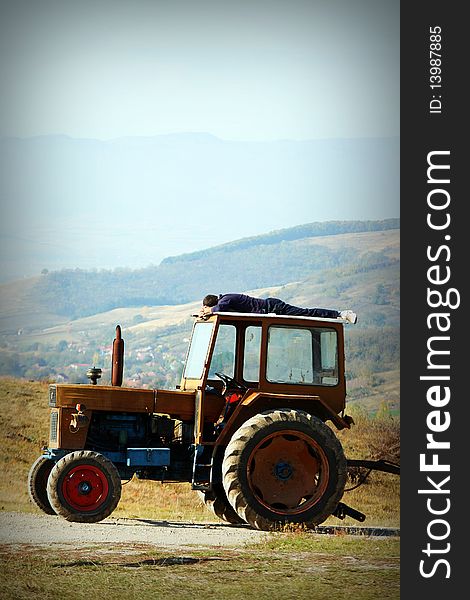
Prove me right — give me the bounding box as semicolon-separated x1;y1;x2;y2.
199;305;214;317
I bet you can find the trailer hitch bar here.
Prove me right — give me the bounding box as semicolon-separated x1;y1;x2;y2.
347;459;400;476
332;460;400;523
333;502;366;522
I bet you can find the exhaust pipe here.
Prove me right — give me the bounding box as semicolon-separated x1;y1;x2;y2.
111;325;124;386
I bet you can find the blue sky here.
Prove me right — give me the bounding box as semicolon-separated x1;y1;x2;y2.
0;0;399;141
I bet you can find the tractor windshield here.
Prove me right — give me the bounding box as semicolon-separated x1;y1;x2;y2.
183;321;214;379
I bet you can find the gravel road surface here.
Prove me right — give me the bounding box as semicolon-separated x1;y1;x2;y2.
0;511;269;549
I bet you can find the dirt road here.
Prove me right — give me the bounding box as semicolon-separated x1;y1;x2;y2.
0;511;269;548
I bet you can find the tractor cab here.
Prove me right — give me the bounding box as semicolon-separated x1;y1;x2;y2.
180;312;350;448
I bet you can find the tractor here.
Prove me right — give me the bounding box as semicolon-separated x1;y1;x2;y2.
28;311;399;530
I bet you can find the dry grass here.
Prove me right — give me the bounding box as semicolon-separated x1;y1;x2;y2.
0;378;51;510
0;377;399;527
338;404;400;464
115;480;208;522
329;405;400;528
0;537;400;600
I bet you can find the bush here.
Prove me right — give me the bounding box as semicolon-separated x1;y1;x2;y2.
338;407;400;464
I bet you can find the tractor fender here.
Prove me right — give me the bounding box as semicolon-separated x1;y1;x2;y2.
214;390;351;449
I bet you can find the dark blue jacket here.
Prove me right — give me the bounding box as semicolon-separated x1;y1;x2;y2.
211;294;267;314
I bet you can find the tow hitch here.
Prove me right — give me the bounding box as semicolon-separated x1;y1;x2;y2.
332;459;400;523
347;459;400;476
333;502;366;522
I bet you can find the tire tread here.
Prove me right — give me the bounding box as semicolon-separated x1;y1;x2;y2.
47;450;122;523
222;409;347;531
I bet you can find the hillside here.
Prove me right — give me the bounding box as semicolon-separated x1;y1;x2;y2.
0;219;399;329
0;222;399;414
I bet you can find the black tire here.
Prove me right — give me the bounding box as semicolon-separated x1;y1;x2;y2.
197;485;245;525
28;455;56;515
47;450;122;523
222;409;347;531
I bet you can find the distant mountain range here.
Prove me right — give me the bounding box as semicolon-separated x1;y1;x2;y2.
0;133;399;281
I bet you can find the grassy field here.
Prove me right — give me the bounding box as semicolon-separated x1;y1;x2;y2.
0;535;400;600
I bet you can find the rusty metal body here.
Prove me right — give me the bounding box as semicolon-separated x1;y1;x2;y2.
47;312;350;453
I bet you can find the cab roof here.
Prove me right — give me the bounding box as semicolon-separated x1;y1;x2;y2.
199;312;348;324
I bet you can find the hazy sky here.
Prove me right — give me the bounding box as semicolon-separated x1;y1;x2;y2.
0;0;399;141
0;0;399;280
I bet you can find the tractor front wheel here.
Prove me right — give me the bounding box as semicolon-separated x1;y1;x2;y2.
28;455;56;515
222;409;347;531
47;451;122;523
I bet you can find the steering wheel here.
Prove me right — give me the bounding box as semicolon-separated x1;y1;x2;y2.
214;372;247;393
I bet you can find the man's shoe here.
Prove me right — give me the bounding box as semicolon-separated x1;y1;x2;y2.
340;310;357;324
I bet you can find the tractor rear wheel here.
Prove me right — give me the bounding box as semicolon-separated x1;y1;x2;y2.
28;455;56;515
47;451;122;523
222;409;347;531
198;485;245;525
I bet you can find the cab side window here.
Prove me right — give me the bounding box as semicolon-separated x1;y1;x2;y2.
266;326;338;386
243;325;262;382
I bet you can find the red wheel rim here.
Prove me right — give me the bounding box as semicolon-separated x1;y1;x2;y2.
247;430;329;515
61;464;109;512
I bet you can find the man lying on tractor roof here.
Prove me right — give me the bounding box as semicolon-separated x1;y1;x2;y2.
199;293;357;324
